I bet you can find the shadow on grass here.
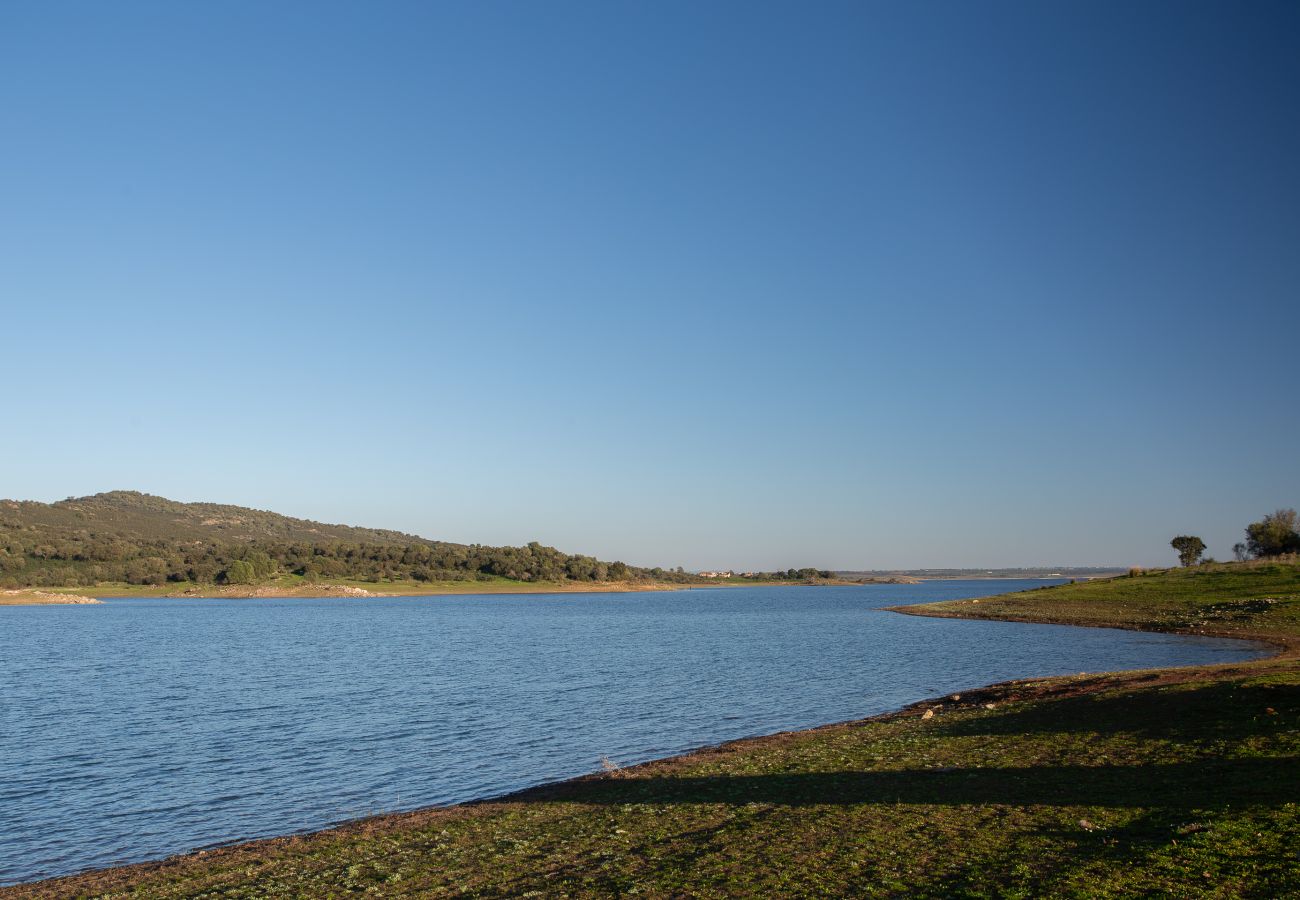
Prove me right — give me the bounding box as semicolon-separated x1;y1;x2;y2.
933;680;1300;740
508;757;1298;809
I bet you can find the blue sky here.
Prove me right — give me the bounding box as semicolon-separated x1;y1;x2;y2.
2;1;1297;569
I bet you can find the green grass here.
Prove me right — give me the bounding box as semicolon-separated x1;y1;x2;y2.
19;560;1300;899
905;559;1300;643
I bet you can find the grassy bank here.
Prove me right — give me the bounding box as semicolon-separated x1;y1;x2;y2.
893;558;1300;647
12;562;1299;898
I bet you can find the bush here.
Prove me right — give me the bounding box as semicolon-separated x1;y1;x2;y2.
1245;509;1300;558
223;560;256;584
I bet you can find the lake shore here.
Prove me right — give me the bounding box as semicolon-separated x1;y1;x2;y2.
2;580;690;603
12;561;1298;897
0;590;102;606
158;579;696;599
1;577;868;603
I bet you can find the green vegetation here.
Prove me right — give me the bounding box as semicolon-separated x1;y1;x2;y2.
1170;534;1206;567
909;558;1300;642
0;492;873;596
25;560;1300;898
0;492;706;591
1246;508;1300;559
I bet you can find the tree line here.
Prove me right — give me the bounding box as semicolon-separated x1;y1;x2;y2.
1170;508;1300;567
0;531;696;589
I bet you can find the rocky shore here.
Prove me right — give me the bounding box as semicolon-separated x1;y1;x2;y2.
0;590;103;606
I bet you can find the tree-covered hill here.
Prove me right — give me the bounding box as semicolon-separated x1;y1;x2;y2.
0;491;682;589
2;490;445;547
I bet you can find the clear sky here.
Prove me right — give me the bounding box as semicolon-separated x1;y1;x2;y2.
2;1;1297;570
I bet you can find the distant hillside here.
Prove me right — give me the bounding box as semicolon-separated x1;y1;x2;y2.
2;490;448;547
0;491;686;590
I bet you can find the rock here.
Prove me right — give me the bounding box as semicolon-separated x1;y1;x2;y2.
921;708;935;720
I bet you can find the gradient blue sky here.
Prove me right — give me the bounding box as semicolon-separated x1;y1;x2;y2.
3;1;1297;569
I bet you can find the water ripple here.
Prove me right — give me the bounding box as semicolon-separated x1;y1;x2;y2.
0;582;1269;886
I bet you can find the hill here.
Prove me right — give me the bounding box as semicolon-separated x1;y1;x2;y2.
2;490;446;547
0;491;685;591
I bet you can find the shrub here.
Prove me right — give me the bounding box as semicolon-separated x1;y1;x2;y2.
1245;509;1300;558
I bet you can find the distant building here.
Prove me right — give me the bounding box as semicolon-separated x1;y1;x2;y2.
697;570;734;578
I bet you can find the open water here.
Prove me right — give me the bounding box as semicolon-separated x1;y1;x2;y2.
0;581;1271;885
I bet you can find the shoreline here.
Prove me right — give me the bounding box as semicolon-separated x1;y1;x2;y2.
0;575;1079;606
0;577;872;604
12;653;1276;896
159;580;698;599
11;563;1297;895
0;590;102;606
885;601;1299;659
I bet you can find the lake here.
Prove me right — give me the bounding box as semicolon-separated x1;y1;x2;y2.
0;581;1271;885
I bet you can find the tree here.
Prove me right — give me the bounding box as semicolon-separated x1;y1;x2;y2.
246;550;276;580
223;559;256;584
1233;542;1249;562
1170;535;1206;567
1245;509;1300;558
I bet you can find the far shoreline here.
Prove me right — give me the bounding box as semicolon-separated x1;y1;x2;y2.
0;590;102;606
0;574;1087;605
2;577;868;604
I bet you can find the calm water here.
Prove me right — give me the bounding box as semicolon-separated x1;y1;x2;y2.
0;582;1270;885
